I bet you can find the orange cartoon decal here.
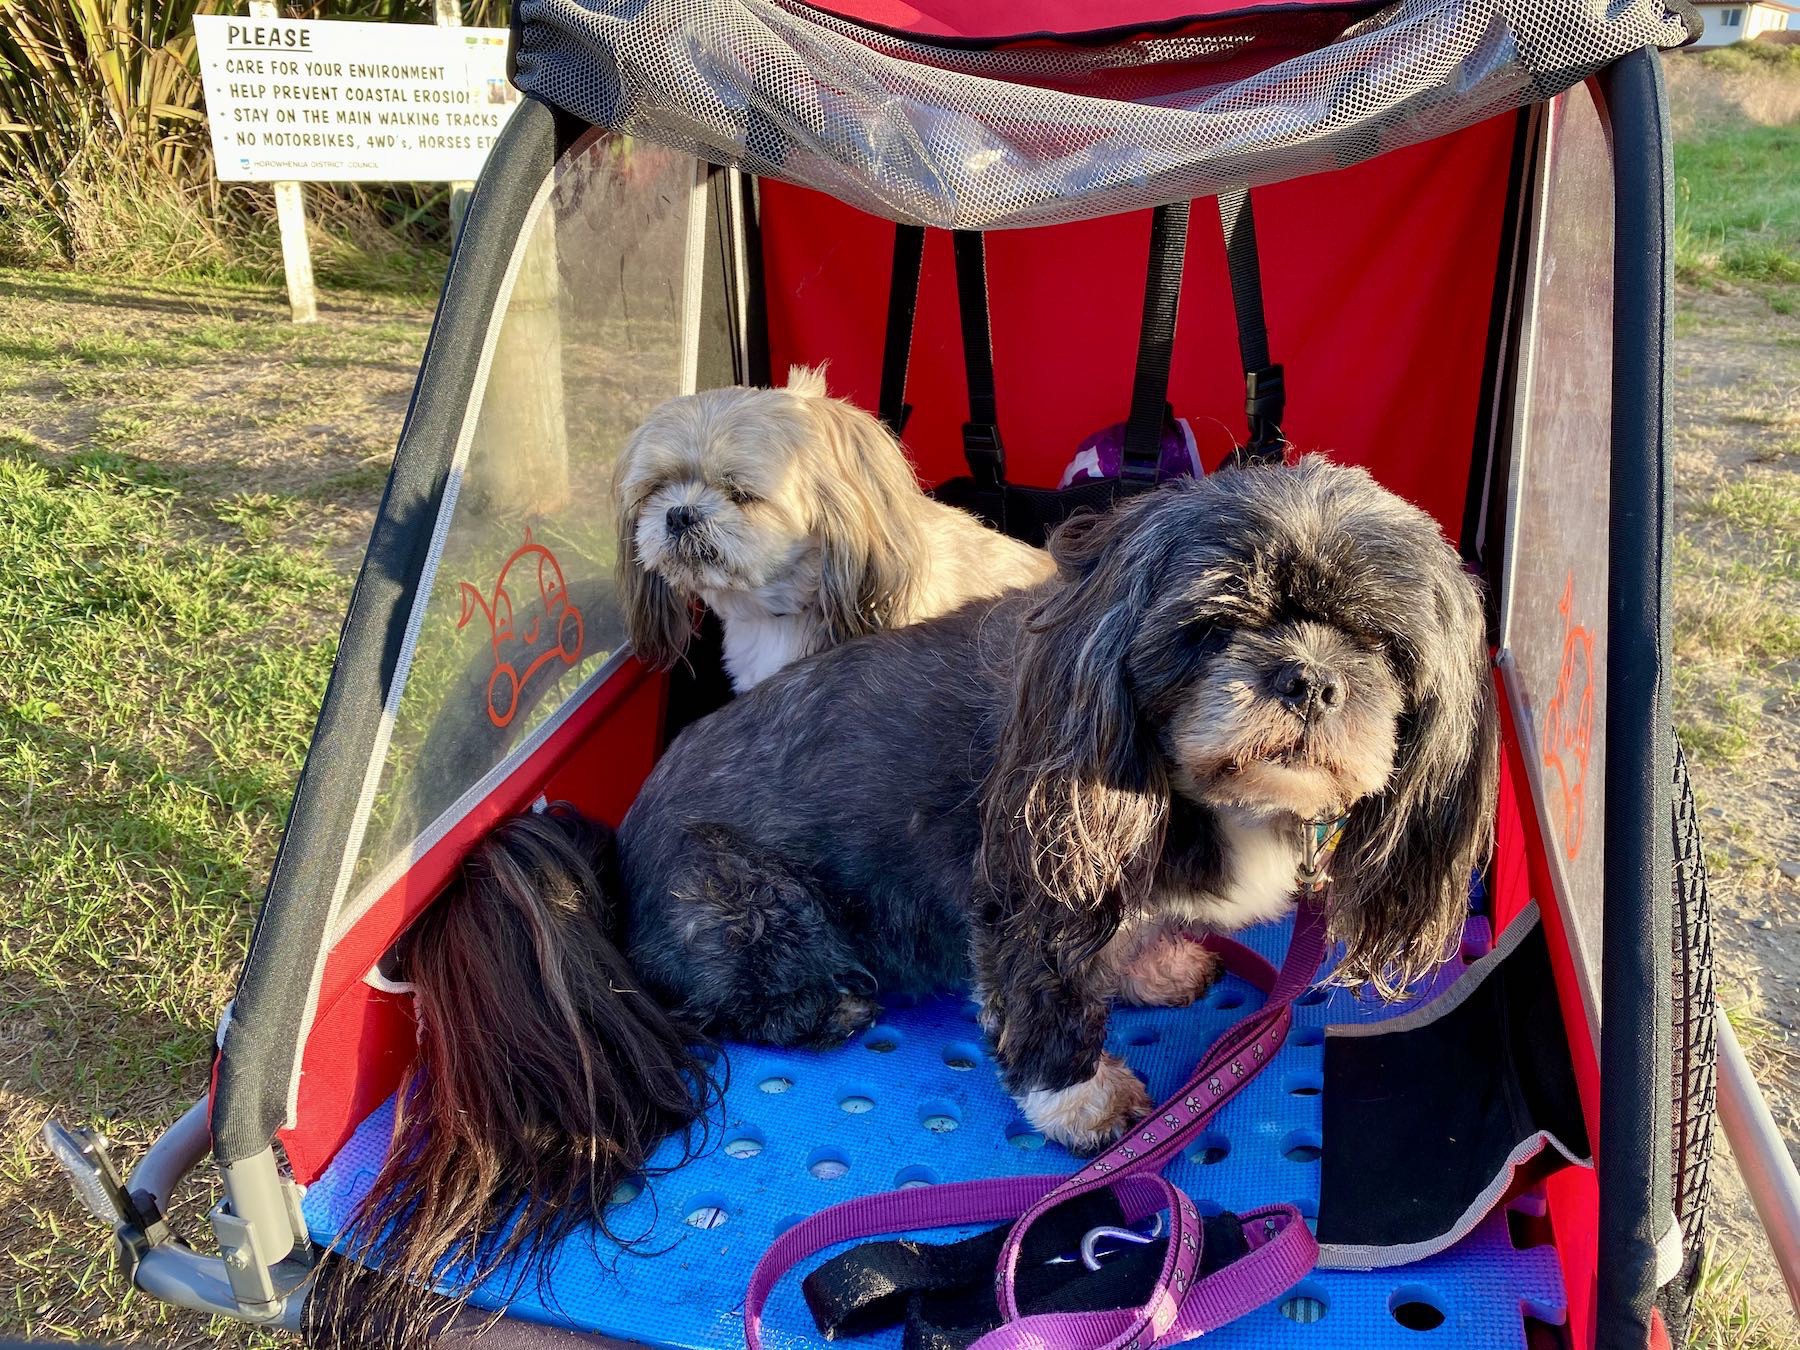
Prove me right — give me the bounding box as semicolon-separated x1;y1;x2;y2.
457;528;585;729
1541;570;1595;861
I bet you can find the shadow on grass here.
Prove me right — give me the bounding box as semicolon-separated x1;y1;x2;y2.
0;268;283;315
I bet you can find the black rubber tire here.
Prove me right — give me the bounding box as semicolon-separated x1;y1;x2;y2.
1661;733;1718;1345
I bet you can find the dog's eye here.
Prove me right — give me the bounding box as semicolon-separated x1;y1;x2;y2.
720;482;757;506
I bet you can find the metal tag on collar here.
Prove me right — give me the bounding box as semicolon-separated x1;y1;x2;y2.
1297;814;1348;893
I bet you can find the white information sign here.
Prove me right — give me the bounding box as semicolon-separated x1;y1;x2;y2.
193;16;519;183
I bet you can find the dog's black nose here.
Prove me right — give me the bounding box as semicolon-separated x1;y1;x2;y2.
665;504;700;537
1273;662;1344;717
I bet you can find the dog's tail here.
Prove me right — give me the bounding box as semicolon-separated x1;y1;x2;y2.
313;804;720;1350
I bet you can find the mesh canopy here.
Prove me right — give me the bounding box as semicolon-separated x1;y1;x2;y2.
513;0;1689;229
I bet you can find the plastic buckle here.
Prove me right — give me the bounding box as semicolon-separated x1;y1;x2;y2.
1119;408;1168;486
1244;364;1285;423
962;421;1005;490
1119;457;1160;487
1243;364;1286;462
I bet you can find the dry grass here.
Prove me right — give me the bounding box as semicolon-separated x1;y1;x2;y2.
1665;45;1800;138
1690;1250;1800;1350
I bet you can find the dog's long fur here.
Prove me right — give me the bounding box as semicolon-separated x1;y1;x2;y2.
625;458;1497;1150
328;807;721;1349
613;366;1053;690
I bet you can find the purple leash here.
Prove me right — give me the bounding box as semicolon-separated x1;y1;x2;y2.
743;818;1347;1350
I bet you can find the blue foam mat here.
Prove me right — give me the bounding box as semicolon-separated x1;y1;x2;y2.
304;911;1568;1348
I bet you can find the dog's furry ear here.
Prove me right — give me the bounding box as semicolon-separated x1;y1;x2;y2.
800;394;928;644
981;495;1177;949
785;363;829;399
1331;555;1498;997
612;449;697;670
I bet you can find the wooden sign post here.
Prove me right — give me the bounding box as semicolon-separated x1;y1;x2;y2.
434;0;475;237
249;0;317;323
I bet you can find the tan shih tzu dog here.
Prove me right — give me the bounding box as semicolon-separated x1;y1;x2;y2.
613;367;1054;690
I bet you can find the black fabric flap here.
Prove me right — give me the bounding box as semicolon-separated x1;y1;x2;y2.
1317;904;1591;1268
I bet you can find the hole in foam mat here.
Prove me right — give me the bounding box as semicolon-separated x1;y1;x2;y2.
864;1025;903;1053
1125;1028;1159;1047
1281;1130;1322;1163
1005;1121;1045;1151
838;1081;877;1114
1284;1070;1324;1097
895;1165;938;1188
683;1192;729;1228
1288;1025;1325;1048
758;1075;794;1094
723;1128;765;1159
1184;1131;1229;1166
1296;986;1330;1006
919;1100;961;1134
608;1175;644;1206
942;1041;982;1071
807;1147;850;1180
1196;1198;1224;1217
1389;1287;1447;1331
1279;1285;1328;1324
1214;988;1246;1010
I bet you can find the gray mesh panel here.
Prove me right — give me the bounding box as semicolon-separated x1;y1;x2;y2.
513;0;1688;229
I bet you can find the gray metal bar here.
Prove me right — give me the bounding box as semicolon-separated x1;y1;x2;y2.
1716;1018;1800;1313
128;1096;210;1215
133;1243;308;1330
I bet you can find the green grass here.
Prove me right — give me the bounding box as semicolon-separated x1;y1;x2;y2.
0;442;340;1037
1676;122;1800;288
0;437;341;1346
1678;684;1763;765
1696;477;1800;540
0;267;430;1345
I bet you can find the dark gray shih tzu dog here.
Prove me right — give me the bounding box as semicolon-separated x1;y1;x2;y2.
624;457;1497;1151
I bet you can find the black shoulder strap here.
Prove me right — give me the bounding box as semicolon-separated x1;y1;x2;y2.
1218;188;1287;468
952;230;1004;491
1120;201;1191;484
880;197;1285;498
879;223;927;437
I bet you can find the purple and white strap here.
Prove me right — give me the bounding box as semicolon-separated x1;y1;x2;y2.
743;819;1346;1349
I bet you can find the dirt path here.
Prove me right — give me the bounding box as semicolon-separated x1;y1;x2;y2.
1669;285;1800;1344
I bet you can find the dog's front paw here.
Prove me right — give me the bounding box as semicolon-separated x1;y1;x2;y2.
1018;1054;1153;1154
1116;934;1222;1008
796;992;880;1048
